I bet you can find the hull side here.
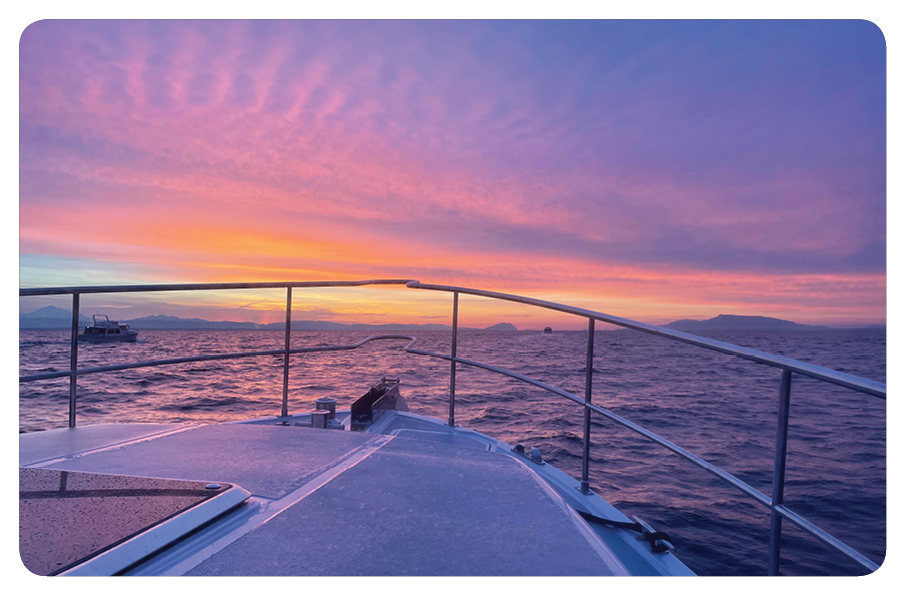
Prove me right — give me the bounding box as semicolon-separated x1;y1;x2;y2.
78;333;138;343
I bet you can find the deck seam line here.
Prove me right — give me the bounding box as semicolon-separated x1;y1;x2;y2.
23;424;202;469
158;434;395;576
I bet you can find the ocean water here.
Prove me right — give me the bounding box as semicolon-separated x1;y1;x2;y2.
19;328;886;576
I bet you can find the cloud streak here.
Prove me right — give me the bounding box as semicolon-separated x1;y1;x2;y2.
19;20;886;326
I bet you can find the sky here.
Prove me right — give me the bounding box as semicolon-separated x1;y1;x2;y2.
17;19;887;329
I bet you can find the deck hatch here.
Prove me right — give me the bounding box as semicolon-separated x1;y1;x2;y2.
19;468;248;576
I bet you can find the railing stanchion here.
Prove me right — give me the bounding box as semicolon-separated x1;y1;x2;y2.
447;291;459;427
769;369;793;575
281;287;292;417
580;318;595;494
68;293;80;428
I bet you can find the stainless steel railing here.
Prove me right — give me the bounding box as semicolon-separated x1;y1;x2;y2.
19;279;885;574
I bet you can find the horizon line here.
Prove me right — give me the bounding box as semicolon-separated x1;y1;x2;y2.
19;306;887;331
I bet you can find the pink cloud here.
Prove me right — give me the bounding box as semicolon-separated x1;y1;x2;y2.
19;21;885;326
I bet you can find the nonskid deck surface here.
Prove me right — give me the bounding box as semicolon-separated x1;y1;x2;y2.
20;422;632;575
21;424;623;575
187;436;620;576
19;423;180;468
26;424;380;499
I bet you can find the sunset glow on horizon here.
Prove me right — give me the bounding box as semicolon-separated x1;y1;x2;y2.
19;20;886;329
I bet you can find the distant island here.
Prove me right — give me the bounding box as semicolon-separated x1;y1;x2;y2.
664;314;831;332
19;305;520;332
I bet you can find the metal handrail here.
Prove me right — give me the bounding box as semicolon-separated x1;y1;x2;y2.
19;335;419;383
17;279;417;296
405;281;886;399
18;279;884;574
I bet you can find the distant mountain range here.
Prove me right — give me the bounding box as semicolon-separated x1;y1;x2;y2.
19;306;92;328
21;307;881;333
664;314;832;332
19;306;519;332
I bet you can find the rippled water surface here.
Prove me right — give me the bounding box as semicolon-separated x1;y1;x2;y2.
19;328;885;576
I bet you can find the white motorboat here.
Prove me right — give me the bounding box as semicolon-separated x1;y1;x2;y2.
78;314;138;343
18;279;885;576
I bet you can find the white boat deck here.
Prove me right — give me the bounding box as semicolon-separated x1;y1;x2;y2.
19;415;692;576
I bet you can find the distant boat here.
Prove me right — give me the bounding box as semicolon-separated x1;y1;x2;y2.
543;327;552;333
78;314;138;343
